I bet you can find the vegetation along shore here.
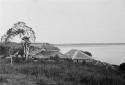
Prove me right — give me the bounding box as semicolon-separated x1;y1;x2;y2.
0;22;125;85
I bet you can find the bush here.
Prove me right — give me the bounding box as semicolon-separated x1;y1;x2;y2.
83;51;92;57
120;63;125;71
13;57;25;63
0;43;24;58
0;45;9;57
50;55;60;61
0;76;8;83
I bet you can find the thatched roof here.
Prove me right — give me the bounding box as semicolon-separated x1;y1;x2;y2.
65;49;92;60
30;43;60;56
32;51;67;59
31;43;60;52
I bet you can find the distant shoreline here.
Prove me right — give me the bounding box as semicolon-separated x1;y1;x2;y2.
1;42;125;46
54;43;125;46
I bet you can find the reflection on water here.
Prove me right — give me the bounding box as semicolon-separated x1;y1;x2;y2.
57;45;125;65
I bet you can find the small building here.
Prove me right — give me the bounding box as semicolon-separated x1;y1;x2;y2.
29;43;65;60
65;49;93;63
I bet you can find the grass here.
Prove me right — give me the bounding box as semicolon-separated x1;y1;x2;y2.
0;59;125;85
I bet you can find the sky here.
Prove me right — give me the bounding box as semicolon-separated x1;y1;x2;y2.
0;0;125;44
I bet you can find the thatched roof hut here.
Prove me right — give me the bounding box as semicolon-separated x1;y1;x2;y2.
30;43;64;59
65;49;92;60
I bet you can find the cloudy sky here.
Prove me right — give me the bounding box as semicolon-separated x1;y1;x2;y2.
0;0;125;44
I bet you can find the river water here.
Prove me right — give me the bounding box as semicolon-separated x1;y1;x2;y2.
57;45;125;65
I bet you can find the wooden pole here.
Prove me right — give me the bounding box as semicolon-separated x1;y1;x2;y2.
9;48;13;65
10;55;13;65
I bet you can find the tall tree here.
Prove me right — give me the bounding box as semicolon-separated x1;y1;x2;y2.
1;21;36;60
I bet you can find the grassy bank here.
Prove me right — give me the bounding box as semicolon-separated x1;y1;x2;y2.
0;59;125;85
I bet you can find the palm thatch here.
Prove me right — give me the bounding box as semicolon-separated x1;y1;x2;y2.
65;49;92;60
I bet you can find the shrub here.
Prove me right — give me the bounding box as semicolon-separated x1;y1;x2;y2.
120;63;125;71
0;45;9;57
83;51;92;57
0;76;8;83
13;57;25;63
49;55;60;62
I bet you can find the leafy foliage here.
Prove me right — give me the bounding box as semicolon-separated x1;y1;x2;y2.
1;21;36;43
0;45;9;57
1;22;36;60
120;63;125;71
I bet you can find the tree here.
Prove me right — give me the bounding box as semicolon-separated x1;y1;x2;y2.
1;21;36;60
119;63;125;71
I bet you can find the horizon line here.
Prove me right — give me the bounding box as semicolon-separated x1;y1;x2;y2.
1;42;125;45
54;43;125;46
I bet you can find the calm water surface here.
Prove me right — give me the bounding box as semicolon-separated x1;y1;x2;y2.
57;45;125;65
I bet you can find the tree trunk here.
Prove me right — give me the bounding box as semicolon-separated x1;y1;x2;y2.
8;48;13;65
23;42;30;60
